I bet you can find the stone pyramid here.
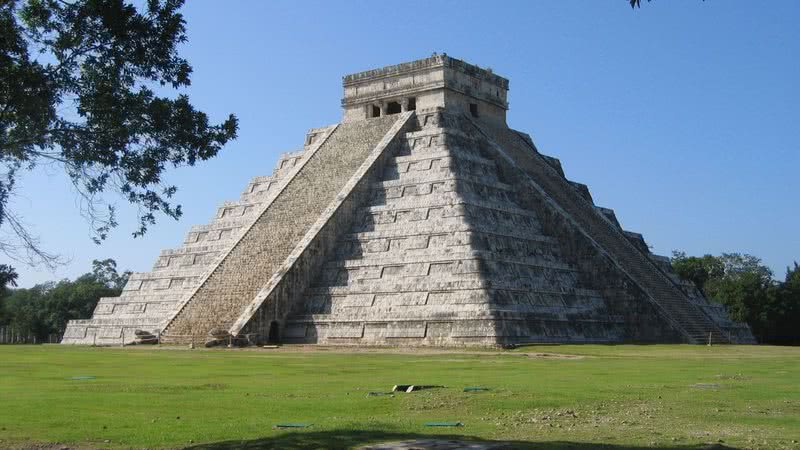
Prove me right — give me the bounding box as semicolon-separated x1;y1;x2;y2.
62;55;755;346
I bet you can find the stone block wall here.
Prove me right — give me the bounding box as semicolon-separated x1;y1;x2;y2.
236;112;417;341
279;110;626;346
161;115;403;343
61;131;322;344
62;105;754;347
472;118;752;344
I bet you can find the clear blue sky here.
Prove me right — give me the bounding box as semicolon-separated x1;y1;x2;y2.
9;0;799;287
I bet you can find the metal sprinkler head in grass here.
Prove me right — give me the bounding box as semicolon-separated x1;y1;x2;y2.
423;421;464;427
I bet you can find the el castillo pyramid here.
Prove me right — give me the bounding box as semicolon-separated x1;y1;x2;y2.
62;55;755;346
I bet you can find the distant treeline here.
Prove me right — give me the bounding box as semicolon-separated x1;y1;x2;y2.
1;254;798;345
0;259;129;342
671;252;800;345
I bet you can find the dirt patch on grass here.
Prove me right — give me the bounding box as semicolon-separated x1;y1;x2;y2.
520;352;584;359
0;443;98;450
115;344;585;359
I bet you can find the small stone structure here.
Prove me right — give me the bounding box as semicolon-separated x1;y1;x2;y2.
62;54;755;346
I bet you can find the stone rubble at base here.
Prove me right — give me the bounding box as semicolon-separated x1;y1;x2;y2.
62;54;755;347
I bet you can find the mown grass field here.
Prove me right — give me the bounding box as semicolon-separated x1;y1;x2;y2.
0;344;798;449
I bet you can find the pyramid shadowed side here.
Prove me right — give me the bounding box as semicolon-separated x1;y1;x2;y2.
274;109;754;346
274;110;650;346
472;117;754;345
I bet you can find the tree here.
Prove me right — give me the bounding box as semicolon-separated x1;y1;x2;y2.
0;264;19;324
0;264;18;295
704;269;775;337
2;282;53;337
1;258;126;339
91;257;130;290
699;253;775;339
784;262;800;292
1;0;238;269
672;251;800;344
769;262;800;344
715;253;774;280
37;273;118;337
671;251;724;292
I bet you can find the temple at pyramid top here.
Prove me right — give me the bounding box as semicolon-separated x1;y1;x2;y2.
342;54;509;124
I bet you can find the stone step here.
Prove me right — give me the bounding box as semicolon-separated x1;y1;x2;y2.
162;116;405;342
476;121;729;344
375;174;512;193
62;127;327;346
390;149;495;168
305;283;602;300
320;250;576;273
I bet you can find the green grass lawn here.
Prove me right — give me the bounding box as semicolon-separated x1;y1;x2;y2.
0;344;798;449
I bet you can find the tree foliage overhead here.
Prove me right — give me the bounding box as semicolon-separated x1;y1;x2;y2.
0;0;238;267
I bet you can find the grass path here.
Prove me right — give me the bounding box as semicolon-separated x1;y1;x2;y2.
0;344;797;449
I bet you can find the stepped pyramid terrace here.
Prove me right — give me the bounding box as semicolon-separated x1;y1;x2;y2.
62;54;755;346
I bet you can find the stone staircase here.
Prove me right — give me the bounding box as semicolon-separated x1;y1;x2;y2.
474;120;730;344
279;110;630;346
161;115;404;343
61;143;317;345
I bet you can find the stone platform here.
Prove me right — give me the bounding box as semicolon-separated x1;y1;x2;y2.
62;54;754;346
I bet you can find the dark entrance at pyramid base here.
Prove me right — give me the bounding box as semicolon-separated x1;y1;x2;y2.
267;321;281;344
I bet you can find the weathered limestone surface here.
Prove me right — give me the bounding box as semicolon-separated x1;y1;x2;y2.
473;120;741;343
274;109;753;346
61;136;321;344
274;111;645;345
63;54;754;346
233;112;417;339
161;115;403;342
